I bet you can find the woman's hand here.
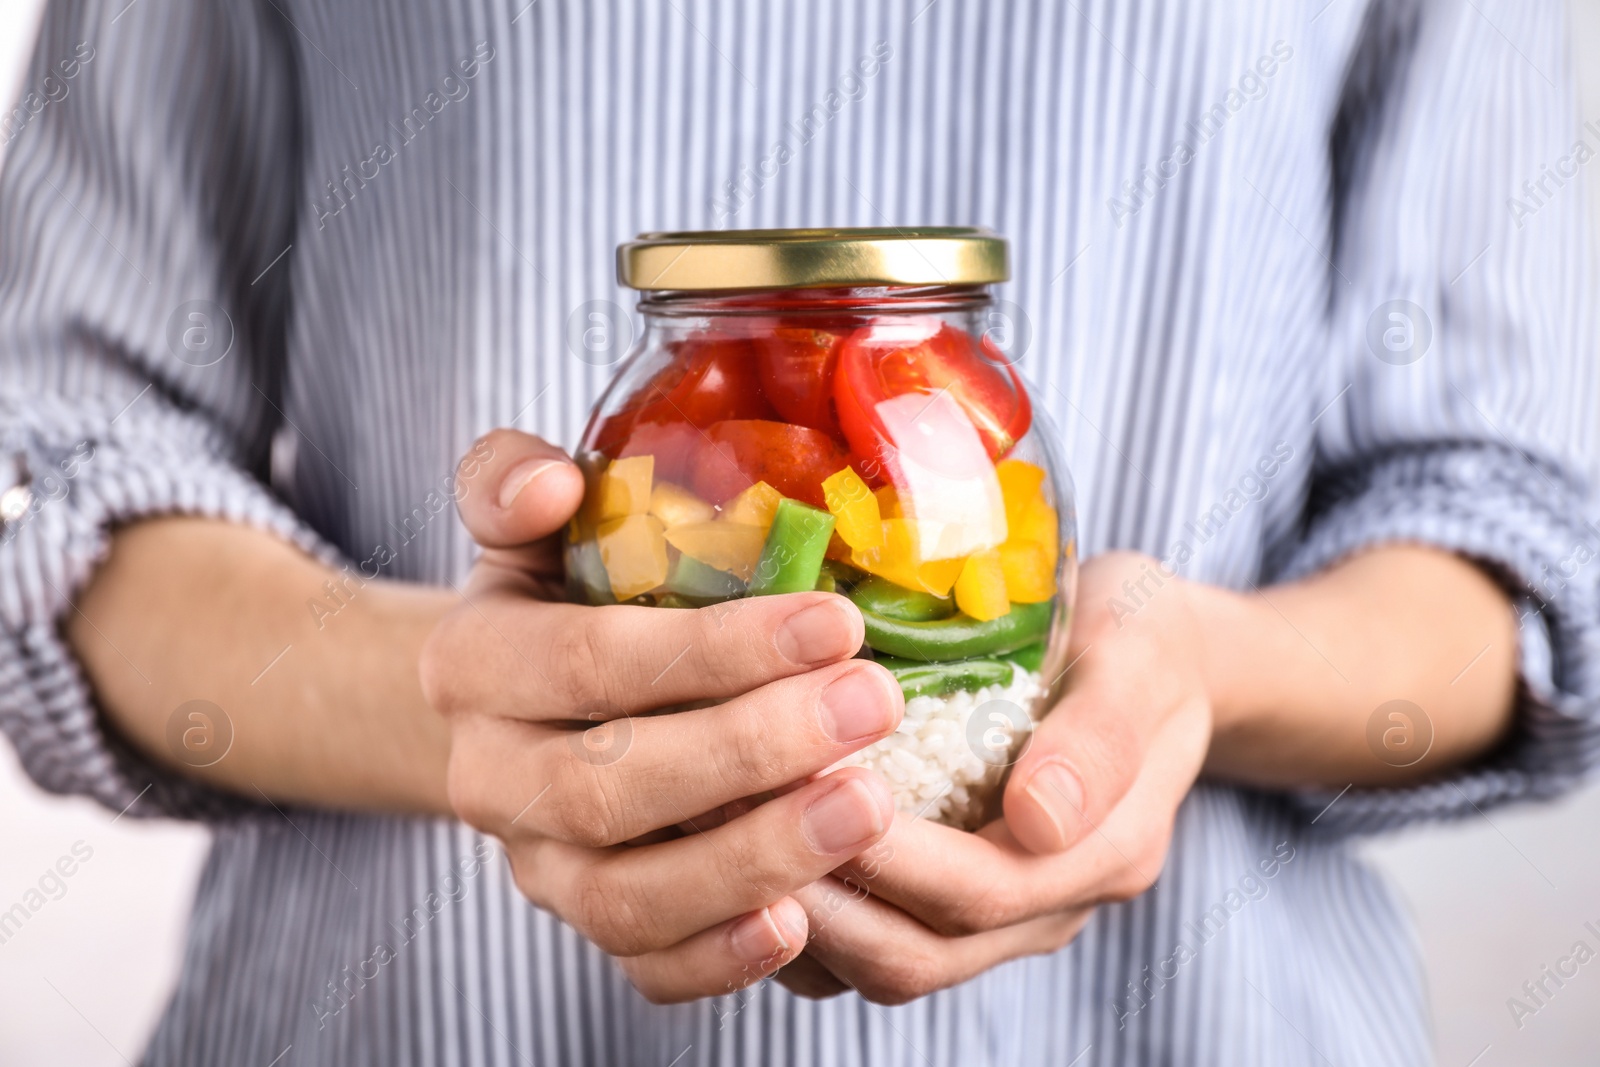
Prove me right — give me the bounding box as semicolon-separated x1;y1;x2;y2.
422;430;906;1003
777;551;1212;1003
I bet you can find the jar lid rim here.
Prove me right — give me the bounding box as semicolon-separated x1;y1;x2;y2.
618;227;1009;291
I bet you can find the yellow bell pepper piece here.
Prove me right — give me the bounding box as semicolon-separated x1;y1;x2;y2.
849;518;963;596
648;481;714;528
821;467;884;551
595;514;668;600
663;521;767;582
917;559;964;597
1016;498;1060;569
720;480;782;529
998;539;1056;602
954;549;1010;621
596;455;654;520
873;484;902;518
995;459;1045;533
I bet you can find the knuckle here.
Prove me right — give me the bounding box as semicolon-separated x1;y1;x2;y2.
691;610;763;682
714;831;788;905
709;711;785;796
549;797;610;850
694;599;790;678
443;729;493;830
694;648;748;693
940;887;1020;937
545;620;609;707
418;618;468;715
444;758;479;827
862;951;945;1006
569;861;657;957
549;766;630;848
503;843;556;911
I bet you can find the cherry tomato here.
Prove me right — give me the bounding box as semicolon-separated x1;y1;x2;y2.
833;320;1031;475
754;325;846;432
689;420;852;509
591;334;773;457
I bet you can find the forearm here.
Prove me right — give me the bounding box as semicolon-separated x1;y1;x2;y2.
1200;544;1519;787
64;518;1518;813
67;516;455;814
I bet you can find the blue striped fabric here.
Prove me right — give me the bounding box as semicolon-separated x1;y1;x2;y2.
1;0;1597;1063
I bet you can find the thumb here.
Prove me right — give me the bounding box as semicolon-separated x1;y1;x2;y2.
1002;679;1148;855
455;429;585;548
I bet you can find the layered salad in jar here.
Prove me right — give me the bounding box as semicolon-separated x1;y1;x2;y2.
568;232;1075;829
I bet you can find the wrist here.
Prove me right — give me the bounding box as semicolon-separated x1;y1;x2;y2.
1182;579;1270;739
346;579;457;815
1187;572;1366;785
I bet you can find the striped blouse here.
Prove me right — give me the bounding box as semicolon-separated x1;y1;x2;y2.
2;0;1598;1063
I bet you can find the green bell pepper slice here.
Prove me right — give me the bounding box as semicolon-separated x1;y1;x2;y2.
859;598;1053;661
665;553;747;601
847;575;954;622
874;655;1015;699
749;498;836;596
1002;641;1047;674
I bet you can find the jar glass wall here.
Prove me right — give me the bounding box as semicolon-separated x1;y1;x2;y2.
568;232;1077;829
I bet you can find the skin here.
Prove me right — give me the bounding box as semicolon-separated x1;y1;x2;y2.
68;430;1517;1004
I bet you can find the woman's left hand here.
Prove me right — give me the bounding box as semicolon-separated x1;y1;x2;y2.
776;551;1214;1003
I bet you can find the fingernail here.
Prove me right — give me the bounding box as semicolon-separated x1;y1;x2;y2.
498;458;560;510
1024;760;1085;850
775;600;857;666
773;899;809;943
821;667;898;744
802;777;887;855
729;908;788;963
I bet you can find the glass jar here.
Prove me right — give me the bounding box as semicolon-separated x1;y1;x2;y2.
568;228;1077;830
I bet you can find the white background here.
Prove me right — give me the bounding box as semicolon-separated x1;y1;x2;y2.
1;2;1598;1063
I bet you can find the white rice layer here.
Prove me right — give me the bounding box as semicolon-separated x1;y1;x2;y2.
836;667;1045;830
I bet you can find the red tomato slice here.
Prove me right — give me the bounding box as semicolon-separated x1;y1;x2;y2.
689;420;852;509
833;320;1031;476
590;333;774;459
658;335;773;427
754;325;846;433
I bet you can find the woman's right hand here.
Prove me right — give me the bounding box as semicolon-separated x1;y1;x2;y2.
421;430;903;1003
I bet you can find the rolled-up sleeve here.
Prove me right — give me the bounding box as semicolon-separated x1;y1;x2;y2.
0;2;333;818
1271;0;1600;833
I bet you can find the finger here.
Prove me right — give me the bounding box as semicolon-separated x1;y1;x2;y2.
554;662;900;843
831;815;1053;935
792;878;1088;1006
617;897;809;1005
454;428;586;549
426;589;869;720
774;953;851;999
1002;660;1162;854
454;663;901;846
841;709;1210;935
530;769;894;955
827;815;1074;937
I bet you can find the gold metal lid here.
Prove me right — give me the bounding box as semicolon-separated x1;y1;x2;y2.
618;227;1009;291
